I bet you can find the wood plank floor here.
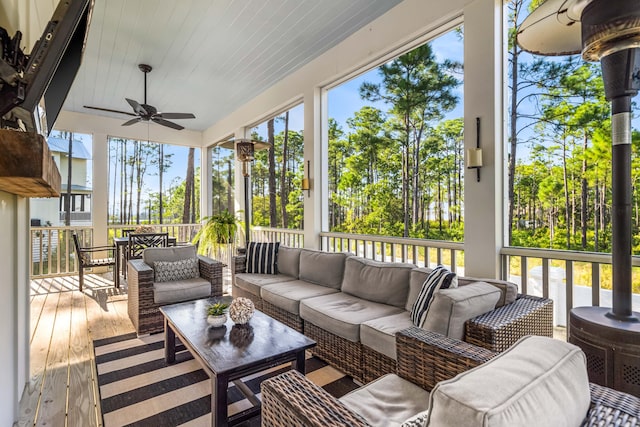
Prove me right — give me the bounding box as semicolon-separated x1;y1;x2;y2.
17;273;134;427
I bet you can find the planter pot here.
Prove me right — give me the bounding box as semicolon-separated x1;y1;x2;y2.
207;314;227;327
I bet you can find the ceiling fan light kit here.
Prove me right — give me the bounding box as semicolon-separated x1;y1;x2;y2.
84;63;195;130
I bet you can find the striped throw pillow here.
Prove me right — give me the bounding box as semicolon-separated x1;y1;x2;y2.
245;242;280;274
410;265;458;328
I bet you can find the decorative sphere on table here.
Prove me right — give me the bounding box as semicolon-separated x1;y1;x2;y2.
228;297;255;324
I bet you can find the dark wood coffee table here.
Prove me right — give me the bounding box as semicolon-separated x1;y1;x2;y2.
160;297;316;427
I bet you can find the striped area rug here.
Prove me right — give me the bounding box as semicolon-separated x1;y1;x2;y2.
93;333;359;426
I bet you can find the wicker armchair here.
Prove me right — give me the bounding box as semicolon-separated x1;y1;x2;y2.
127;246;224;335
261;327;640;426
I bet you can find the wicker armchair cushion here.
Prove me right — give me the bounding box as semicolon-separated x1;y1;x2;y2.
153;277;212;304
426;336;590;427
277;246;301;278
300;292;404;341
341;257;415;308
235;273;296;297
143;245;197;266
361;311;413;360
422;282;501;340
260;280;339;314
298;249;349;289
340;373;430;427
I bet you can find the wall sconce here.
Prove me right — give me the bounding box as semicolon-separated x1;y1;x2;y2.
301;160;311;196
466;117;483;182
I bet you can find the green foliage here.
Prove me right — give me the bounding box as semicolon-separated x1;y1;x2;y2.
206;302;229;316
193;210;240;255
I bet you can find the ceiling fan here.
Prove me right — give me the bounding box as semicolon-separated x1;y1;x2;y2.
84;64;195;130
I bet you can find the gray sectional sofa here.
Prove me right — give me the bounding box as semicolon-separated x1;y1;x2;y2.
232;246;553;383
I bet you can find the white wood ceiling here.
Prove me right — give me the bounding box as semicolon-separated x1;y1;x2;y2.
57;0;403;132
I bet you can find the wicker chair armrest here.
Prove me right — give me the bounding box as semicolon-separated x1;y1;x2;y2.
396;327;496;391
128;258;153;274
261;370;369;427
585;383;640;425
197;255;224;297
465;294;554;352
232;255;246;273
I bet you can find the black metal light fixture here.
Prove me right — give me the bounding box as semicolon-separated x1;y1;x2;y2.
517;0;640;396
234;139;270;246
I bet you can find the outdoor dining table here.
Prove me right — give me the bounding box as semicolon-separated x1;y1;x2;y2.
113;235;176;287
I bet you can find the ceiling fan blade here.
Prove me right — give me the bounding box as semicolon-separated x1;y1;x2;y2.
156;112;195;120
83;105;137;117
125;98;148;116
122;117;142;126
152;117;184;130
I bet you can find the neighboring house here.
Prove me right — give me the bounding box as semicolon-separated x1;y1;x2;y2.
31;135;93;228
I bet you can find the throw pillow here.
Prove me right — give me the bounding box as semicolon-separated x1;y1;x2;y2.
154;257;199;282
245;242;280;274
410;265;457;328
401;410;429;427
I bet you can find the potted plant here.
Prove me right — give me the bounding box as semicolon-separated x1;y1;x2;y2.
193;210;240;259
206;302;229;327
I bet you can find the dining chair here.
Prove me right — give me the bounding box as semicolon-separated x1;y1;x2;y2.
127;232;169;261
72;233;115;291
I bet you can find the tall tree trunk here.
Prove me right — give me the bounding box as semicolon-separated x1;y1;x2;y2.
268;118;277;227
120;140;126;223
227;160;233;213
111;139;119;224
159;144;164;224
507;0;522;246
65;132;73;226
135;141;142;224
128;147;134;224
594;179;599;251
280;112;289;228
182;147;195;224
562;138;570;248
581;134;588;249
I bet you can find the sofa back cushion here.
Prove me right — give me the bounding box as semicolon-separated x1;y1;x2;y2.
341;257;415;307
298;249;348;289
426;336;591;427
278;246;301;278
406;267;517;311
457;277;517;307
143;245;197;266
421;282;500;340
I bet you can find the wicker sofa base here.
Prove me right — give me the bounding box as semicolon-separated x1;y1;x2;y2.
262;300;304;333
305;322;364;383
362;345;397;384
232;285;263;311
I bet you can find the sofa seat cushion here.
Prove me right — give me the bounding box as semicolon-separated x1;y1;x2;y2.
153;277;211;304
422;282;501;340
340;374;430;427
300;293;404;342
261;280;339;315
426;336;590;427
235;273;296;296
342;257;415;308
361;311;413;360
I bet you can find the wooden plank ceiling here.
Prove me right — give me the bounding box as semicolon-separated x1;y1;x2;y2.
53;0;403;132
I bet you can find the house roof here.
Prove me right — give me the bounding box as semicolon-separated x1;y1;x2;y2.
47;136;91;159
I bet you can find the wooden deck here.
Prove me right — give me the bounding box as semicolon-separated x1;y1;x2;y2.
17;274;134;427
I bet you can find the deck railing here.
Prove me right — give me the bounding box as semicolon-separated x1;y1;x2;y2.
500;247;640;326
29;224;202;278
251;226;304;247
320;232;465;272
30;224;640;327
